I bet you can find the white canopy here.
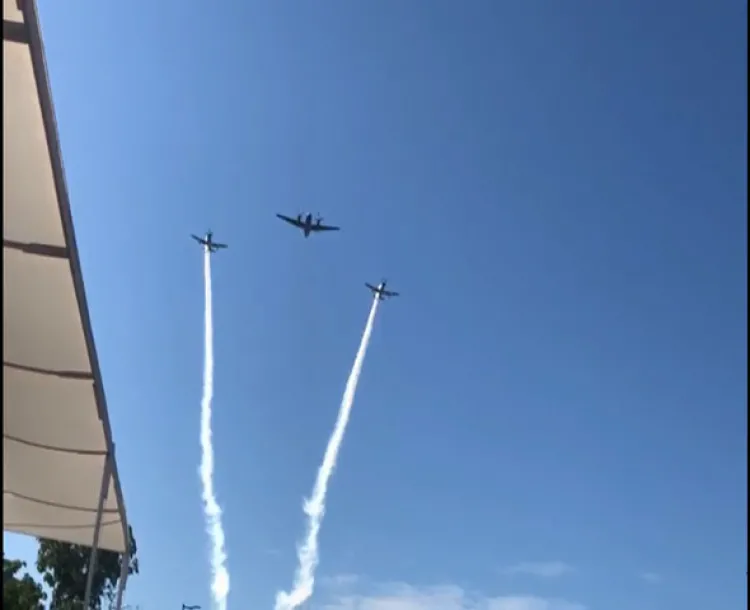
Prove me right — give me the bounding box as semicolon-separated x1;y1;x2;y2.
3;0;131;555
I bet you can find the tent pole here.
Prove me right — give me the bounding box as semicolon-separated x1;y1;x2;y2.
114;546;130;610
84;453;111;608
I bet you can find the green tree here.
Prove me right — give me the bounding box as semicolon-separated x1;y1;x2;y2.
36;526;139;610
3;554;46;610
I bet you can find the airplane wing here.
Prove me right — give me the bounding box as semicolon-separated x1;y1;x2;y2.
276;214;304;228
212;242;228;249
383;290;399;297
365;283;378;292
310;223;340;232
190;234;204;243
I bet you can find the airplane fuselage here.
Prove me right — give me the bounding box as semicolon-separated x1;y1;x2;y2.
297;213;319;237
202;234;219;251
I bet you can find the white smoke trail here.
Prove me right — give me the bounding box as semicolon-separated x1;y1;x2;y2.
275;296;381;610
200;248;230;610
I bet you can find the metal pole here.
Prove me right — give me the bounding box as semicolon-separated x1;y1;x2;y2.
83;453;111;608
113;546;130;610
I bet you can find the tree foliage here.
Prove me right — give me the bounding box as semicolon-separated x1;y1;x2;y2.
3;555;46;610
36;526;139;610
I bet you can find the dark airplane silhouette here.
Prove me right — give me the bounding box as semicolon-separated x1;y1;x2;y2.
191;230;227;252
366;279;400;300
276;213;340;237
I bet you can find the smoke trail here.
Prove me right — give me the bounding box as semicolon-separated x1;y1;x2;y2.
275;296;381;610
200;248;230;610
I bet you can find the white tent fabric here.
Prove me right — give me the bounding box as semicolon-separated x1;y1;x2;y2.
3;0;131;556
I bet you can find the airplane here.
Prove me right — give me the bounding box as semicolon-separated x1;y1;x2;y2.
366;279;399;300
191;230;227;252
182;605;201;610
276;212;340;237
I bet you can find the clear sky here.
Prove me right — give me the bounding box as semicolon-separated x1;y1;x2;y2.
5;1;747;609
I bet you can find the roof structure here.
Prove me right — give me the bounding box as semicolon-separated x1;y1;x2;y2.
3;0;131;554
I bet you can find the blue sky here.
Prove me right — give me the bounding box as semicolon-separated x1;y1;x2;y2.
5;1;747;609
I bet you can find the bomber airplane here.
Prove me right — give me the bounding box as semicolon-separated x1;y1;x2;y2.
366;279;399;300
276;212;340;237
191;230;227;252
